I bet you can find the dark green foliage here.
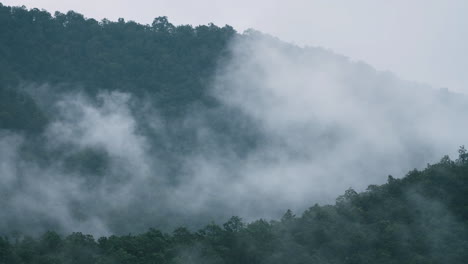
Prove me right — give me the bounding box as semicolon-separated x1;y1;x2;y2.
0;88;47;133
0;237;19;264
63;147;109;176
0;3;236;132
1;151;467;264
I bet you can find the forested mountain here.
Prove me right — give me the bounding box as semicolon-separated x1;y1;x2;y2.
1;3;468;263
0;4;262;234
0;3;235;132
1;152;468;264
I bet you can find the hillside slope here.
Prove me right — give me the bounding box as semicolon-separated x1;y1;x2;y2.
1;151;468;264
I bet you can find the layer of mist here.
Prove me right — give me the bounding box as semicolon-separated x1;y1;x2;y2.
1;32;467;236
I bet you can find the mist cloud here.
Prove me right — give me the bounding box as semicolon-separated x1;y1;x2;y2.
209;31;468;211
1;33;467;236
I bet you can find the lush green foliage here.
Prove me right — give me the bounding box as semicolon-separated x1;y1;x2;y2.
1;151;467;264
0;3;235;132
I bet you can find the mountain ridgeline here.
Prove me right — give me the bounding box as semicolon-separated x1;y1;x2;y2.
1;3;468;263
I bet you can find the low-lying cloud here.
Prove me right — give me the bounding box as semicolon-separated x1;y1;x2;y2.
1;33;467;236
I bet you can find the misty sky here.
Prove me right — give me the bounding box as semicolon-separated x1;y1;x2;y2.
3;0;468;93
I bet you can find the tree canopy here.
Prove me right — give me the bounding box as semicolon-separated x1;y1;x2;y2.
0;3;236;132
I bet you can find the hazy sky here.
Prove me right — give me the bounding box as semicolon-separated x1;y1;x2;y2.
3;0;468;92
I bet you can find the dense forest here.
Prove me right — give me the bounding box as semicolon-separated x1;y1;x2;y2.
1;151;468;264
0;3;236;132
1;3;468;263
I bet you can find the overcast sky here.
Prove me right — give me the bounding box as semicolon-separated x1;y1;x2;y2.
3;0;468;93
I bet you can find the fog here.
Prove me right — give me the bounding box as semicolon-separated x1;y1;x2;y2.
1;33;467;236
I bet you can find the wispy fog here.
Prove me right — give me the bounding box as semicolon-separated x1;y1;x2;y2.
0;33;467;236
